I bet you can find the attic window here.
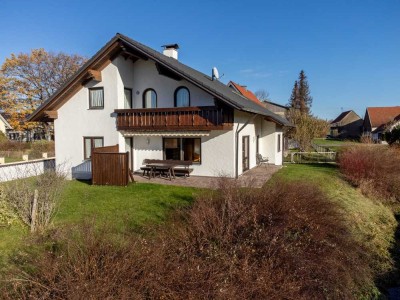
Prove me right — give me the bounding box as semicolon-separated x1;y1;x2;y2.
89;87;104;109
174;87;190;107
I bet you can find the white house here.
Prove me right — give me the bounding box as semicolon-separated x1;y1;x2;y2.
29;34;290;178
0;113;12;136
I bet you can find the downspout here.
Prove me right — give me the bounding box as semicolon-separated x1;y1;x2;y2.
235;114;259;179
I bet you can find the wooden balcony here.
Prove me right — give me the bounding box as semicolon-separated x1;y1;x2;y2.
115;106;233;131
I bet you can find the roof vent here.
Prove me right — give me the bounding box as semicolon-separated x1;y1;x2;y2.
162;44;179;60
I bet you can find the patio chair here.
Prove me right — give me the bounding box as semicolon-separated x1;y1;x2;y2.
256;153;269;167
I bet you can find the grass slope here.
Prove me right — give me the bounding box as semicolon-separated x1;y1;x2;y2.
274;164;396;277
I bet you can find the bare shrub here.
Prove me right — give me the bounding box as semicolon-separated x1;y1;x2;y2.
1;180;376;299
339;146;400;201
0;141;31;152
360;133;374;144
3;168;66;232
29;140;55;159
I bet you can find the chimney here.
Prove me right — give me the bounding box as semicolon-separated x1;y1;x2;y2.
162;44;179;60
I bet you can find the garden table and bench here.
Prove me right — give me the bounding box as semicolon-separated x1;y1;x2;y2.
141;159;193;180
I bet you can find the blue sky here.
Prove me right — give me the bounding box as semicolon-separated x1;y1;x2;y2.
0;0;399;120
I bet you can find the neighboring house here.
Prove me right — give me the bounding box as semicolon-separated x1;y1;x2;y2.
0;113;12;137
227;81;262;105
29;33;290;178
330;110;363;139
228;82;291;151
263;101;288;118
363;106;400;141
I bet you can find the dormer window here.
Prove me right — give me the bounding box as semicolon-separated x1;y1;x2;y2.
89;87;104;109
174;87;190;107
143;89;157;108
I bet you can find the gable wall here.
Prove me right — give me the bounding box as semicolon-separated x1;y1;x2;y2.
124;59;215;108
54;60;121;173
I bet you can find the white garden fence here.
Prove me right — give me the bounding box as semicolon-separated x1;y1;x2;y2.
0;158;56;182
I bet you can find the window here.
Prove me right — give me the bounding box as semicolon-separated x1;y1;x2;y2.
174;87;190;107
84;137;104;159
143;89;157;108
124;88;132;109
277;134;281;152
89;87;104;109
163;138;201;163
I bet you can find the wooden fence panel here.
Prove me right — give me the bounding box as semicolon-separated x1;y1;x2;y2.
92;151;129;186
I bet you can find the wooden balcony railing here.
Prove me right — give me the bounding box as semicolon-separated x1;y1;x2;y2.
115;106;233;131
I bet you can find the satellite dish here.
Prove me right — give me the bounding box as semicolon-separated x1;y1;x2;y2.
212;67;219;80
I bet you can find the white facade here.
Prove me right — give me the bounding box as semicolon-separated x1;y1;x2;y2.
54;55;282;178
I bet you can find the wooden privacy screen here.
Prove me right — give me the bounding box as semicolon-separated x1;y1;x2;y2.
92;145;129;186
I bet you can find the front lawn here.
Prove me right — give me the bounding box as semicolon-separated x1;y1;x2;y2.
55;181;199;230
0;180;200;268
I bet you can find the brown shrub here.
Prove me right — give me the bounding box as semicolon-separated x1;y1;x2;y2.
339;146;400;201
1;180;375;299
0;140;31;152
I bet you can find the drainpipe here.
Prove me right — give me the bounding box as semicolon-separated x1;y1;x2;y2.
235;114;259;179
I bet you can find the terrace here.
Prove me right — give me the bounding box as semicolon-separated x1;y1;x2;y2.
115;106;233;131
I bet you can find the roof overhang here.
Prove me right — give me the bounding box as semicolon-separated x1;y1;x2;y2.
121;131;210;137
29;33;292;128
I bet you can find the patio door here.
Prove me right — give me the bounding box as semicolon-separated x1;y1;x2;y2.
242;136;249;172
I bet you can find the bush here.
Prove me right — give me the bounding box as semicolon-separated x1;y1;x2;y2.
3;168;66;232
338;146;400;201
1;180;376;299
29;140;55;159
0;141;31;152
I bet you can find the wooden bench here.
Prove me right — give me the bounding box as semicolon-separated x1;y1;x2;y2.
141;159;193;178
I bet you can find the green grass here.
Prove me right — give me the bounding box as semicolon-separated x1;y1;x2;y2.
4;157;23;163
0;180;200;270
274;164;397;276
55;180;199;230
313;138;359;152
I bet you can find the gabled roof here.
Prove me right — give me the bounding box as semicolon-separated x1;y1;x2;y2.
29;33;291;126
227;81;261;105
0;113;12;130
331;111;352;124
366;106;400;128
330;110;362;125
264;100;288;110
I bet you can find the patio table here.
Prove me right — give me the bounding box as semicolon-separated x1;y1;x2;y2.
146;163;176;180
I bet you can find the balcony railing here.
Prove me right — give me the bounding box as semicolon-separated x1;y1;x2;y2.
115;106;233;131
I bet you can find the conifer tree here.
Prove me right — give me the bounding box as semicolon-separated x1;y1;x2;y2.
288;80;300;110
288;70;312;114
298;70;312;114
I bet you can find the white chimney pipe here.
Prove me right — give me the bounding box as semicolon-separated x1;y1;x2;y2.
162;44;179;60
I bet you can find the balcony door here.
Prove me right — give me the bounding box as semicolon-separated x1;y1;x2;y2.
242;136;249;172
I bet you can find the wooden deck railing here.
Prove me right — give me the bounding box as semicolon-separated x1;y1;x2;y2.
115;106;233;131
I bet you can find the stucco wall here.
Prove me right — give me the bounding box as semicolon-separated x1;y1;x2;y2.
129;60;215;108
132;130;235;177
54;60;120;174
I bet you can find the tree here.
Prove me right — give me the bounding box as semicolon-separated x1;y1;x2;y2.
288;81;300;110
298;70;312;113
0;49;86;134
384;124;400;145
285;108;329;151
288;70;312;114
254;89;271;102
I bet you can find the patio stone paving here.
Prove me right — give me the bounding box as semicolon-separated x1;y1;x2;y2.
133;165;282;189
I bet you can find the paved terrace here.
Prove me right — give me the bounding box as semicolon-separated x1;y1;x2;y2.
133;165;282;189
